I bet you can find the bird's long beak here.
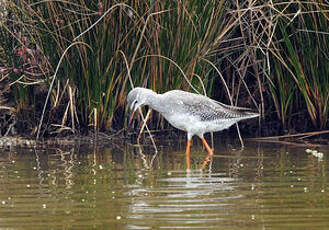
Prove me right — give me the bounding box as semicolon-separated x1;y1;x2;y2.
128;109;136;125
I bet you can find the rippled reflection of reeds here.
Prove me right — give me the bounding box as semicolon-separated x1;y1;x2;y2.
0;141;328;229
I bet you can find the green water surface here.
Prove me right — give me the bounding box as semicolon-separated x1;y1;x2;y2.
0;139;328;229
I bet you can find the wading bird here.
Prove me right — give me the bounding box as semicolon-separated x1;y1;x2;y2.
127;87;259;169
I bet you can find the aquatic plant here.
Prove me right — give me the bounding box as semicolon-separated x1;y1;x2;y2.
269;1;329;129
0;0;329;138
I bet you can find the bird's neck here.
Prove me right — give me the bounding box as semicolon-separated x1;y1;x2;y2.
144;91;163;113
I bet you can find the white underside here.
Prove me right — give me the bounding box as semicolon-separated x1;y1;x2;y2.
163;113;238;140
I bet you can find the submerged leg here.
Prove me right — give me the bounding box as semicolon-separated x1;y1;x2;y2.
201;137;214;169
185;139;191;170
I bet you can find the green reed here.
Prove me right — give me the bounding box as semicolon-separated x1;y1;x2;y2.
270;1;329;129
1;0;329;137
2;0;233;135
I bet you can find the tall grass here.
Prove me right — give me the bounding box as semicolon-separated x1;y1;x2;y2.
269;1;329;129
1;0;329;138
2;0;244;136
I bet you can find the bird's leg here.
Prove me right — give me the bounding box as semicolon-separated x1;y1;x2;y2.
185;139;191;170
201;137;214;169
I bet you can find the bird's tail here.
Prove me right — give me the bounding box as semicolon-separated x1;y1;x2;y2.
217;102;260;120
240;111;260;120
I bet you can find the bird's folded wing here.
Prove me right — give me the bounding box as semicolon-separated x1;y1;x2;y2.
181;99;246;121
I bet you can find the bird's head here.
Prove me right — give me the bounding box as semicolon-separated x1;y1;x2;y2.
126;87;155;124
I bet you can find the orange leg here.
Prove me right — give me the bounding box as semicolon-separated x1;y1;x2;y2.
185;140;191;170
201;137;214;169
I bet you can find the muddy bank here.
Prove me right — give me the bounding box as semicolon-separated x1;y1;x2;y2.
1;127;329;150
0;133;125;149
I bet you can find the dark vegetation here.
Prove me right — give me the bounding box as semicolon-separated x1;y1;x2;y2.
0;0;329;139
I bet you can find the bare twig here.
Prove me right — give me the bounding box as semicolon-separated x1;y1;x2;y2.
249;130;329;140
73;3;137;41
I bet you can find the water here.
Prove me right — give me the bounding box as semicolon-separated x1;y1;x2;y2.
0;139;328;229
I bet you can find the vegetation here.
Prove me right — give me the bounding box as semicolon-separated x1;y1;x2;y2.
0;0;329;138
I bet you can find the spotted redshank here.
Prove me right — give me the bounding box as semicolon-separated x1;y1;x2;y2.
127;87;259;169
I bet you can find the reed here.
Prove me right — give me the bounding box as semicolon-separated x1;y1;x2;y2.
269;1;329;129
1;0;329;137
